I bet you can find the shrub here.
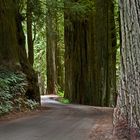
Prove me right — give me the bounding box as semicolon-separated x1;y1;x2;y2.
0;69;38;116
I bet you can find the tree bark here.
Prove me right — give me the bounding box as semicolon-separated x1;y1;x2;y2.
64;14;89;104
93;0;116;106
114;0;140;139
64;0;116;106
55;12;65;91
0;0;19;66
55;44;64;90
27;0;34;66
46;0;57;94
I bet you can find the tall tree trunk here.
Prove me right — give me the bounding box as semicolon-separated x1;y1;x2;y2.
93;0;116;106
64;14;89;104
114;0;140;139
27;0;34;66
64;0;116;106
55;12;65;91
55;45;65;90
46;0;57;94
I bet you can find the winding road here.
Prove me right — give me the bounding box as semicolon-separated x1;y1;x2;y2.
0;95;112;140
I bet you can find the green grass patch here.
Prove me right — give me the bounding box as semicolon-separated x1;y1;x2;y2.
57;88;70;104
59;98;70;104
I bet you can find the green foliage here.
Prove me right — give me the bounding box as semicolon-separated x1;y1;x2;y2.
57;89;64;97
33;0;65;92
0;69;38;116
59;98;70;104
0;69;28;115
65;0;95;17
57;87;70;104
25;99;39;110
23;0;65;94
33;28;46;89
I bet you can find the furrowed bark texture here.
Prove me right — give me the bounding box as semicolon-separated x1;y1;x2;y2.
64;0;116;106
93;0;116;106
65;15;89;104
114;0;140;139
0;0;19;65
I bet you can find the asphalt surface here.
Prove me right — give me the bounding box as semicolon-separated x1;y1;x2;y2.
0;95;102;140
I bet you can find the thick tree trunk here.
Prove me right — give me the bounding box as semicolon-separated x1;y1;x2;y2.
93;0;116;106
0;0;19;66
114;0;140;139
27;0;34;66
64;0;116;106
65;14;89;104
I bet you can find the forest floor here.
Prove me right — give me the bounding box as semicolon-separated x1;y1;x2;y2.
0;95;117;140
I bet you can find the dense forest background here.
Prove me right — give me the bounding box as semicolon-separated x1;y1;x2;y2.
15;0;120;106
0;0;140;139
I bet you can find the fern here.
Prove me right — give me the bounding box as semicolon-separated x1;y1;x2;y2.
0;70;28;115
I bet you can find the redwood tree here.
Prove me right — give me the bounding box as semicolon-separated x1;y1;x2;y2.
0;0;19;66
46;0;57;94
114;0;140;139
27;0;34;66
64;0;116;106
0;0;40;102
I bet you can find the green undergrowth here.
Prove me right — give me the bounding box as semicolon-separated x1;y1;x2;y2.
0;69;38;116
57;90;70;104
59;98;70;104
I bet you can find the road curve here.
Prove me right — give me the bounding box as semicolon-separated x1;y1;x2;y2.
0;95;108;140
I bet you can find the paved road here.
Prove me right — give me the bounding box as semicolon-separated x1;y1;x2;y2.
0;95;104;140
